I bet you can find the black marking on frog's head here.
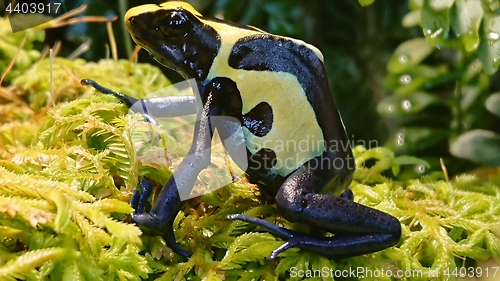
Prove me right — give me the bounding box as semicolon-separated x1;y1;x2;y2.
125;3;220;81
242;102;273;137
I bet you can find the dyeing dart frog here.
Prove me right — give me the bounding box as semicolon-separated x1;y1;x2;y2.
81;1;401;260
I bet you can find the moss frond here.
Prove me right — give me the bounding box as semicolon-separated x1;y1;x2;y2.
0;247;68;280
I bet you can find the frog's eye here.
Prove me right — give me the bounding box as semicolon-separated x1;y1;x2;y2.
159;10;190;39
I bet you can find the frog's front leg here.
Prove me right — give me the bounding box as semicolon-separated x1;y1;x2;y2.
130;85;219;257
81;79;197;122
82;78;217;258
229;153;401;260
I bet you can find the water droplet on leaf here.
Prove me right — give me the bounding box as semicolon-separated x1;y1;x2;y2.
402;100;412;111
415;165;425;173
489;32;500;40
399;74;412;84
396;133;405;146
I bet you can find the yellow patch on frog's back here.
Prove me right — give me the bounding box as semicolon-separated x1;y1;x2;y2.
204;20;326;177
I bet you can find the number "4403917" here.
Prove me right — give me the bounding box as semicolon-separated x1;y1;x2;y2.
444;266;499;278
5;2;61;14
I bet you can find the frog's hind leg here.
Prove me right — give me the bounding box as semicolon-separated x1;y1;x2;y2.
228;154;401;260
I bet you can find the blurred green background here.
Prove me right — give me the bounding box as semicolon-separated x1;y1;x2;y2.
6;0;500;177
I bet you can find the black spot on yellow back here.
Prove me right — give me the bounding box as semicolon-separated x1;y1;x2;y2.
242;102;273;137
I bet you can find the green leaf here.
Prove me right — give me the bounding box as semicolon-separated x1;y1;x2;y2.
389;127;450;154
384;65;449;95
378;91;439;117
104;220;143;245
485;92;500;117
450;129;500;166
478;14;500;74
0;248;68;280
451;0;483;52
455;193;491;216
92;198;134;214
44;190;71;233
394;155;430;168
358;0;375;7
403;10;421;28
460;85;481;110
485;231;500;260
409;0;424;10
353;146;395;164
421;1;450;46
62;260;83;281
99;239;151;280
219;233;282;270
428;0;454;10
388;38;433;74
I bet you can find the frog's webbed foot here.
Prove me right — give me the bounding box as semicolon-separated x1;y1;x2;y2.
229;214;355;260
130;180;191;258
227;214;351;260
228;213;398;260
228;214;301;260
132;212;192;258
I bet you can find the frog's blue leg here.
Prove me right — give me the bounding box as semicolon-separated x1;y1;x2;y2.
81;79;138;106
228;154;401;260
130;89;216;258
82;79;217;258
81;79;197;123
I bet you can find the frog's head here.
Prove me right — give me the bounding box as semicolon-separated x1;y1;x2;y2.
125;2;220;80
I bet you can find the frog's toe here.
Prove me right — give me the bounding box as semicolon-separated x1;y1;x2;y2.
167;241;191;259
228;214;315;260
132;212;192;258
229;214;398;259
130;180;154;214
131;212;161;234
268;241;294;260
227;214;294;241
130;189;141;211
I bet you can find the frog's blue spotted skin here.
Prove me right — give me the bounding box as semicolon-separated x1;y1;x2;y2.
82;1;401;260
